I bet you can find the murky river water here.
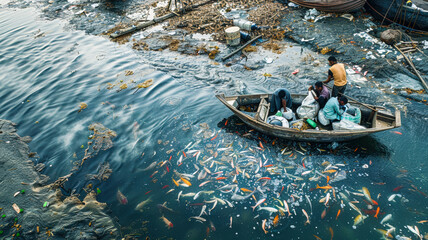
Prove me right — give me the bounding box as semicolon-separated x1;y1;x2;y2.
0;5;427;240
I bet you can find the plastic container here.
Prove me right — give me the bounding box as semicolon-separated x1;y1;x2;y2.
233;19;260;31
225;26;241;46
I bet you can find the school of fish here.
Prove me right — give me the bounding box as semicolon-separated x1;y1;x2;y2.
121;123;426;239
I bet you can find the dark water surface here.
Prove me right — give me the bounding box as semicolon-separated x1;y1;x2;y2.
1;6;427;240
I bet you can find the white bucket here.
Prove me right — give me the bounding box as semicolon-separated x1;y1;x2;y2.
225;26;240;46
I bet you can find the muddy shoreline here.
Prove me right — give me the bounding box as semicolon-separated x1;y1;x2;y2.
0;119;119;239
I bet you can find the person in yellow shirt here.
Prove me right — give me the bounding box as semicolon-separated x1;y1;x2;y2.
323;56;347;97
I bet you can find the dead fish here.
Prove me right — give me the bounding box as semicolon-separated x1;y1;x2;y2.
302;209;310;224
136;161;157;172
135;196;152;212
189;216;207;222
157;202;174;214
117;189;128;205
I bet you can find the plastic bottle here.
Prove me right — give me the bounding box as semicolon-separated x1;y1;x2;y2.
275;111;282;117
306;118;317;128
240;31;251;42
233;19;260;31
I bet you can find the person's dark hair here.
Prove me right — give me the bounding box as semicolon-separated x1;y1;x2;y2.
328;56;337;62
315;81;323;88
339;96;348;104
278;90;286;99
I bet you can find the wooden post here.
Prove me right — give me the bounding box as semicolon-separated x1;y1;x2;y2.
110;0;215;39
221;35;262;61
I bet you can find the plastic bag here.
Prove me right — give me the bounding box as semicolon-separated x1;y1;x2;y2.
332;119;366;130
280;107;296;121
267;115;289;128
342;106;361;124
318;108;330;126
297;91;320;120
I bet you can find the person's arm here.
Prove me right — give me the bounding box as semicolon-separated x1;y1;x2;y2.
281;99;287;112
333;103;343;119
323;70;333;84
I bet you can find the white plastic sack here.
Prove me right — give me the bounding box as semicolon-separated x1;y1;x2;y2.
332;119;366;130
297;91;320;120
267;115;289;128
318;109;330;126
280;107;295;121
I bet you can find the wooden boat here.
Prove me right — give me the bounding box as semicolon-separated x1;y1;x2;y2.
289;0;366;12
216;93;401;142
365;0;428;31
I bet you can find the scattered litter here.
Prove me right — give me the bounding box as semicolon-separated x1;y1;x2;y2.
264;58;273;64
292;69;300;75
340;14;354;21
78;102;87;113
12;203;21;214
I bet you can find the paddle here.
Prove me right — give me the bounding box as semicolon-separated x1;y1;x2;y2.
324;85;378;112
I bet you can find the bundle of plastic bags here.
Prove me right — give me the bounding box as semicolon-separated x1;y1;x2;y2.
297;91;319;120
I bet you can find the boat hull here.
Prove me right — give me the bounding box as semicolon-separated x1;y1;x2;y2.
216;94;400;142
289;0;366;12
365;0;428;31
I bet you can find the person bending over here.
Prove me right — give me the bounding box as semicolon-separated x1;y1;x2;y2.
323;96;348;121
270;88;292;113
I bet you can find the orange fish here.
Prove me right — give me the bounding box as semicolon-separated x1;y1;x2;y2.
264;164;273;168
321;208;327;219
316;184;332;190
262;219;268;234
393;131;402;135
322;169;337;174
313;234;322;240
329;227;334;240
160;216;173;229
216;177;227;180
259;141;264;149
374;207;380;218
180;177;191;186
257;177;271;181
225;119;228;126
183;151;187;158
211;134;218;141
336;209;341;220
372;199;378;205
326;176;330;184
240;188;252;193
172;178;179;187
273;215;279;227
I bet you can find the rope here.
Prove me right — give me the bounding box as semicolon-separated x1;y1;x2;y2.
365;1;428;33
381;0;396;25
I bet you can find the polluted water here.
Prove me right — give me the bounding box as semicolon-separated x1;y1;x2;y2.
0;0;427;239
